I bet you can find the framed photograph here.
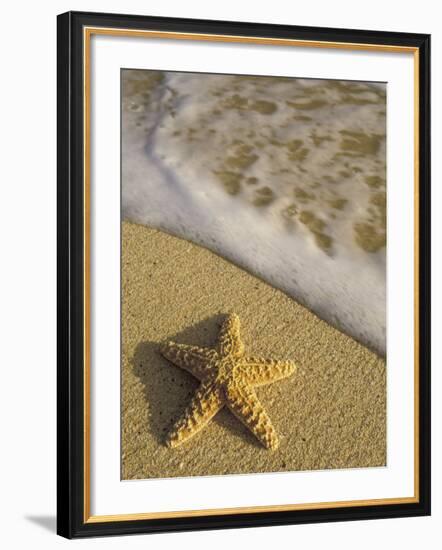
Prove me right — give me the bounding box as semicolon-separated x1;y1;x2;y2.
57;11;431;538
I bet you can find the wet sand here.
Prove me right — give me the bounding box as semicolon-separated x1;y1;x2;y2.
122;221;386;480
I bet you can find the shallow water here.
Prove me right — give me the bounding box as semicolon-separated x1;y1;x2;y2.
121;69;386;355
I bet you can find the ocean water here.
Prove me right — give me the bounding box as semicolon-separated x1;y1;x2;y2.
121;69;386;356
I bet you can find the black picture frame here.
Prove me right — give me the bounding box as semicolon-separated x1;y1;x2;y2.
57;10;431;539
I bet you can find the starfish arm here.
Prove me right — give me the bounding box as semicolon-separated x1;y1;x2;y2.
166;382;224;448
160;341;218;380
225;383;279;450
218;313;245;358
239;357;296;387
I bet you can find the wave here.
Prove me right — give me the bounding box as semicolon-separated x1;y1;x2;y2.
121;70;386;356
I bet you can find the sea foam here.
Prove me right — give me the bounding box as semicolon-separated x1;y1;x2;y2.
122;70;386;356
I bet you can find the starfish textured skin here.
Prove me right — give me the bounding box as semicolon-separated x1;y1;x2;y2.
160;313;296;450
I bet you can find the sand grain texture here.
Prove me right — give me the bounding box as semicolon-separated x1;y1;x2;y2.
122;221;386;480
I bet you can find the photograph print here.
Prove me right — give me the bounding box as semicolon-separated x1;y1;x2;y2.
120;68;387;480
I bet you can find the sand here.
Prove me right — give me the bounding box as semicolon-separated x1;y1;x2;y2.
122;221;386;480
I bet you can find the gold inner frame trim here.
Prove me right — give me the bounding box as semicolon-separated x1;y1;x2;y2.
85;26;419;53
83;26;420;524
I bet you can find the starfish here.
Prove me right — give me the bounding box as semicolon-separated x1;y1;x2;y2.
160;313;296;450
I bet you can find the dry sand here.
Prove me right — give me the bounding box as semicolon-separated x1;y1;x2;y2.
122;221;386;480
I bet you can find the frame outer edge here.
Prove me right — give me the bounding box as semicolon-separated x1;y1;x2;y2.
56;11;73;539
65;9;430;46
58;10;89;539
418;34;431;516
